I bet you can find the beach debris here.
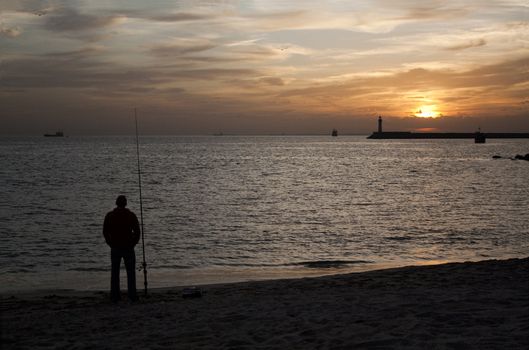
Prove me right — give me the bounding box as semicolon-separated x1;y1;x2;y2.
493;154;529;161
182;287;202;299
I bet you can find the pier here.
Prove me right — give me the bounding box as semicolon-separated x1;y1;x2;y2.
367;117;529;139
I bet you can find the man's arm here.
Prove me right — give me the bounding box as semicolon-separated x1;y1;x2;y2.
132;213;141;246
103;213;112;246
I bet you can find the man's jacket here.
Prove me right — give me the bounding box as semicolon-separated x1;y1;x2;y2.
103;208;141;248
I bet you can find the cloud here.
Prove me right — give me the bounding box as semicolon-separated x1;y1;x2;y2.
169;68;261;81
229;44;278;57
43;7;122;32
149;39;288;65
259;77;284;86
0;49;262;93
2;0;528;135
240;10;310;31
0;24;21;38
150;41;217;56
149;12;214;22
0;0;54;13
42;46;105;58
270;55;529;118
357;56;529;93
394;4;470;21
445;38;487;50
212;8;374;34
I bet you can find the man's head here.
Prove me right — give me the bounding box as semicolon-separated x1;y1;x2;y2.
116;195;127;208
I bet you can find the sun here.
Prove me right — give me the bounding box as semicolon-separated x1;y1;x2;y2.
414;105;441;118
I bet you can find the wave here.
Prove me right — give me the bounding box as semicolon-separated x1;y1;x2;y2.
67;267;107;272
152;264;193;269
385;236;414;241
289;260;371;269
3;268;33;273
204;259;371;269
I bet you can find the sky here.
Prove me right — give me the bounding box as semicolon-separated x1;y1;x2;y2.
1;0;528;135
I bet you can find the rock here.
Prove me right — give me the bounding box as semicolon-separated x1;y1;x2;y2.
512;154;529;161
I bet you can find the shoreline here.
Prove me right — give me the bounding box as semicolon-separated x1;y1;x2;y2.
0;256;509;295
0;259;408;295
2;257;528;349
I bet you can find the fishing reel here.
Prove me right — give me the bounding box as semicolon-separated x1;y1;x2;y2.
138;261;147;271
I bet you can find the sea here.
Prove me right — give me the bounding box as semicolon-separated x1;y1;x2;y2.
1;136;528;292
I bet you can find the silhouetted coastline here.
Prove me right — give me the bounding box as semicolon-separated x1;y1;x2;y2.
368;116;529;139
368;131;529;139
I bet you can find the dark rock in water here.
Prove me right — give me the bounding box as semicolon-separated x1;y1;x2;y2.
512;154;529;161
492;155;502;159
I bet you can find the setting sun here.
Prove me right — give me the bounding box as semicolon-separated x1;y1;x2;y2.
414;105;441;118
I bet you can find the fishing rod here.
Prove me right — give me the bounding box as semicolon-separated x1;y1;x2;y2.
135;107;148;296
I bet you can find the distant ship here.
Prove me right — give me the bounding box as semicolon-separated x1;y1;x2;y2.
44;131;64;137
474;129;486;143
331;129;338;137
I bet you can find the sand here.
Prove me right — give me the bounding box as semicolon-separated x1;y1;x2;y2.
2;257;528;349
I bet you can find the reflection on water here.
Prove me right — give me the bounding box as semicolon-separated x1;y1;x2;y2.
1;136;528;291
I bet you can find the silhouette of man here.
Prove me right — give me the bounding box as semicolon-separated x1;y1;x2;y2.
103;195;141;302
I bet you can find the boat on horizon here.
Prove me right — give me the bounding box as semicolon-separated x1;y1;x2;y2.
44;131;64;137
474;128;486;143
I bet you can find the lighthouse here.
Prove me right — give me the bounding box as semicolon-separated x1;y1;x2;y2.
378;116;382;133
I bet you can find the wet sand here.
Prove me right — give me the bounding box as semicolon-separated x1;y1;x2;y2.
2;257;528;349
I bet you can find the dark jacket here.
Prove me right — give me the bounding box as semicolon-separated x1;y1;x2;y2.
103;208;141;248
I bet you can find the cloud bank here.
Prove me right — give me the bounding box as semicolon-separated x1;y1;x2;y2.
0;0;527;134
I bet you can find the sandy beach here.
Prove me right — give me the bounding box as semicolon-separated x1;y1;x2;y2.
2;257;528;349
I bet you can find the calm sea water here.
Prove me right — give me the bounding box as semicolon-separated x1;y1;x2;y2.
1;136;528;292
